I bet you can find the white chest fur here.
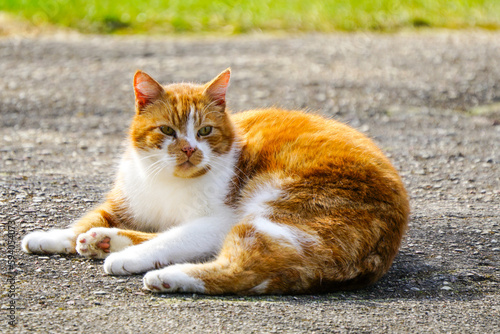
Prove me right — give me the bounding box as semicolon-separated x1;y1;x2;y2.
118;146;238;232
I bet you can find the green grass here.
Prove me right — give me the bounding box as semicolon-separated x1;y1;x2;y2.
1;0;500;34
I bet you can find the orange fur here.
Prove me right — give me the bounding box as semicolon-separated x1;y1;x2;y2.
116;230;158;245
23;69;409;294
182;108;409;294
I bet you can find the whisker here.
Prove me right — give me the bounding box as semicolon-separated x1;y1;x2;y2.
137;153;164;162
209;155;249;179
143;158;172;181
200;101;224;121
158;100;176;116
207;159;248;185
201;100;219;113
150;163;168;181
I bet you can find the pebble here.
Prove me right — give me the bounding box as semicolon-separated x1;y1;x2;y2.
2;32;500;333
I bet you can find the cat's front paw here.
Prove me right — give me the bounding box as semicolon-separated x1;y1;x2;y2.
76;227;133;259
143;264;205;293
103;248;160;275
21;229;76;254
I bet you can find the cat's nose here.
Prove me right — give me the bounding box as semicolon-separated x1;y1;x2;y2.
181;146;197;158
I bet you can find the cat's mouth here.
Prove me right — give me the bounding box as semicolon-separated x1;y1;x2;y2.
174;160;210;178
178;161;195;170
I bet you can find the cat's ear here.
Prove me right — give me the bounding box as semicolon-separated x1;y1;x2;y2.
133;71;165;113
204;68;231;108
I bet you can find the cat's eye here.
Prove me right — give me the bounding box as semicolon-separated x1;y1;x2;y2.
160;126;176;137
198;126;213;137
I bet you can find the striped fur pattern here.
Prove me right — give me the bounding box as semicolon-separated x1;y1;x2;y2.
22;69;409;294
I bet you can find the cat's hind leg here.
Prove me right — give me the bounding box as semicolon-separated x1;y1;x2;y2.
143;219;319;294
76;228;157;259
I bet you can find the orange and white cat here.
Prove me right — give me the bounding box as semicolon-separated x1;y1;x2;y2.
22;69;409;294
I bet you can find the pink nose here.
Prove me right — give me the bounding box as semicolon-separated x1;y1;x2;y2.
182;146;197;158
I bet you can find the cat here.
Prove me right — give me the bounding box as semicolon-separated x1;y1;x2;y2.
22;68;409;294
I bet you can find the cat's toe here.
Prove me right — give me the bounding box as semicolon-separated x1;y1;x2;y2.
103;250;152;275
22;229;76;254
143;265;205;293
76;229;109;259
96;237;111;252
143;271;165;291
103;253;131;275
76;227;133;259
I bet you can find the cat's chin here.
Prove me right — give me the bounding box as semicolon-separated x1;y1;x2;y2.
173;162;210;178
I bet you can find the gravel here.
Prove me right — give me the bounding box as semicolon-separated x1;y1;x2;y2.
1;31;499;333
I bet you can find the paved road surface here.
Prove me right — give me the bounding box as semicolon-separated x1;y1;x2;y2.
1;31;499;333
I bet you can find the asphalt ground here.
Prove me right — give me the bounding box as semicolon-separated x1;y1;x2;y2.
1;31;499;333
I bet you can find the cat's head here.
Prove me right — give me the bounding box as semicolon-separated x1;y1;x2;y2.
129;69;235;179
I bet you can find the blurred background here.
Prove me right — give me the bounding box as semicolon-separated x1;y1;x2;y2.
1;0;499;35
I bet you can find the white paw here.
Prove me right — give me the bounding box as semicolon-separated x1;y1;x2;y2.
21;229;76;254
143;264;205;293
103;247;161;275
76;227;133;259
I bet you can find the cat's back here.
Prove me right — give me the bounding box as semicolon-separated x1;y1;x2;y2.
232;108;397;177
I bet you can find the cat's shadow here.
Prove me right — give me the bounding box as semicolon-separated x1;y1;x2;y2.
322;249;483;302
150;250;483;303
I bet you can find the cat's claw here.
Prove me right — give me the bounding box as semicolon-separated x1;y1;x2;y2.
76;227;132;259
143;264;205;293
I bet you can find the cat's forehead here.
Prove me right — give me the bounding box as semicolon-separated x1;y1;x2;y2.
165;83;205;110
151;83;215;127
164;83;204;100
